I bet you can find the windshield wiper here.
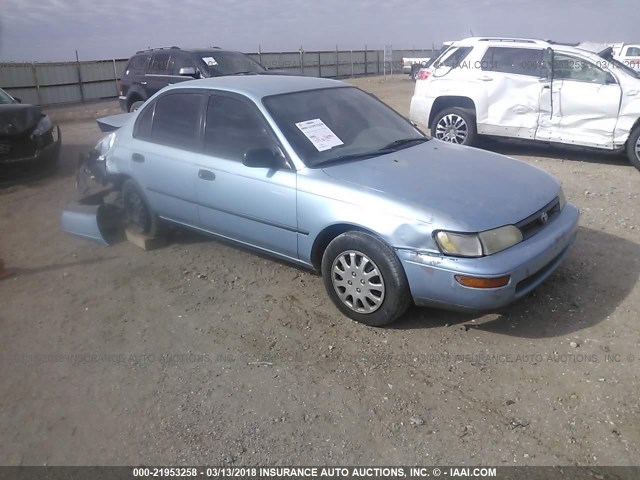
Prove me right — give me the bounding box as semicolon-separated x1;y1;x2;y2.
377;137;430;152
314;151;383;167
233;71;260;75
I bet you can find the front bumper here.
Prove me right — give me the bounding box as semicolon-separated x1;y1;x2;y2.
398;203;580;312
0;126;61;173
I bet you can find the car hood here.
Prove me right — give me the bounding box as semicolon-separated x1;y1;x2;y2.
0;104;42;135
321;140;560;231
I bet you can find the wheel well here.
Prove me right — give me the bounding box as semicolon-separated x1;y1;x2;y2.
429;96;476;129
127;93;143;111
628;117;640;143
310;224;374;271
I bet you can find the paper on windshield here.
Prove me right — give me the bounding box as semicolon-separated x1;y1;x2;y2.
295;119;344;152
202;57;218;66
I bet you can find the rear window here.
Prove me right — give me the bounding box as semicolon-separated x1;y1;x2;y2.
436;47;473;68
149;53;172;75
126;54;151;75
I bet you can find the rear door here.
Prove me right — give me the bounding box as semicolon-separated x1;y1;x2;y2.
145;52;173;97
476;46;549;139
127;91;205;225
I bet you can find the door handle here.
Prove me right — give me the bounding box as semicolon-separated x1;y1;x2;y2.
198;169;216;181
140;81;147;85
542;85;550;89
132;153;145;163
478;76;493;81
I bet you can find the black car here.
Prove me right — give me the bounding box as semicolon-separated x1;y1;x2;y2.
0;88;61;177
118;46;278;112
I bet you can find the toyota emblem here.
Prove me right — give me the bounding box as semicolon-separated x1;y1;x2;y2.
540;211;549;224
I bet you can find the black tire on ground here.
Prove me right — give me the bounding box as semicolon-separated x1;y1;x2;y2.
626;125;640;171
122;179;162;237
431;107;478;146
321;231;412;327
129;100;145;113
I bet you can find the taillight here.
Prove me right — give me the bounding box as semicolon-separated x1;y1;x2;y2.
118;80;124;96
417;69;432;81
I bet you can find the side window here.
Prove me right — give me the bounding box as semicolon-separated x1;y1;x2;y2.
134;102;154;140
204;95;275;161
126;54;151;75
172;53;196;75
149;53;171;75
626;47;640;56
481;47;544;77
437;47;473;68
150;93;203;150
552;54;609;83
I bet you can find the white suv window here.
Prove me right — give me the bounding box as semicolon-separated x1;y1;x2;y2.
480;47;545;77
553;54;611;84
436;47;473;68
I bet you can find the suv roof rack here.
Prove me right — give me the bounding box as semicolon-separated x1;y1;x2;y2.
476;37;541;44
135;46;180;54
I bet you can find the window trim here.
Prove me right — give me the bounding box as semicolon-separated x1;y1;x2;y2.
203;90;295;170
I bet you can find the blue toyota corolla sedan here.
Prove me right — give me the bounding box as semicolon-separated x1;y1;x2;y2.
77;75;580;326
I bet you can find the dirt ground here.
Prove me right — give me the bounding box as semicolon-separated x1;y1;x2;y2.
1;75;639;468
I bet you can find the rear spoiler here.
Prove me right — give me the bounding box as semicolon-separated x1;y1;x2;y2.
96;112;132;132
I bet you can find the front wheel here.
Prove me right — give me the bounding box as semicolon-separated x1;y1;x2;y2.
627;125;640;171
431;107;477;146
321;231;412;327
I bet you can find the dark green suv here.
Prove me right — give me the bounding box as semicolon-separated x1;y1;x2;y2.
118;47;272;112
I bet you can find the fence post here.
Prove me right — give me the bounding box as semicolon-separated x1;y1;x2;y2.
318;52;321;77
75;50;85;103
299;46;304;75
335;45;339;78
350;50;354;77
112;59;120;96
31;63;43;106
364;45;368;76
377;50;380;74
258;45;262;66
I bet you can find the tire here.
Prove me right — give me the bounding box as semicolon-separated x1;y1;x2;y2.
122;179;162;237
431;107;477;146
321;231;412;327
129;100;145;113
626;125;640;171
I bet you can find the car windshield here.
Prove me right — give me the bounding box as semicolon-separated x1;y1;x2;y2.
0;88;17;104
263;86;426;168
197;51;266;76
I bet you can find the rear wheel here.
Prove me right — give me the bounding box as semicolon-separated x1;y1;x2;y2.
129;100;144;112
321;231;412;327
627;125;640;171
122;179;161;236
431;107;477;146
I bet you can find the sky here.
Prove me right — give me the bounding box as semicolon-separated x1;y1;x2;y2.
0;0;638;62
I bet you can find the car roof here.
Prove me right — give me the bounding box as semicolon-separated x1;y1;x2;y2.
164;75;349;100
448;37;611;58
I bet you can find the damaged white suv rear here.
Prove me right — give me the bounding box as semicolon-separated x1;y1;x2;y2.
409;37;640;170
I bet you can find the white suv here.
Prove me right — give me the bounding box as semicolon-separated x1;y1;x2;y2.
409;37;640;170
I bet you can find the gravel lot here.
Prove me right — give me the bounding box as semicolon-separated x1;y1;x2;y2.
1;76;639;467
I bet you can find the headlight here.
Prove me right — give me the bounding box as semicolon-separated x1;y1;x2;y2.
32;115;53;137
478;225;523;255
95;132;116;159
435;225;523;257
434;231;483;257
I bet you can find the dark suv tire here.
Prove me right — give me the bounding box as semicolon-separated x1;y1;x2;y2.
627;124;640;171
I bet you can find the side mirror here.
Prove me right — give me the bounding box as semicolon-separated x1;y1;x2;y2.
242;148;282;169
178;67;197;77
